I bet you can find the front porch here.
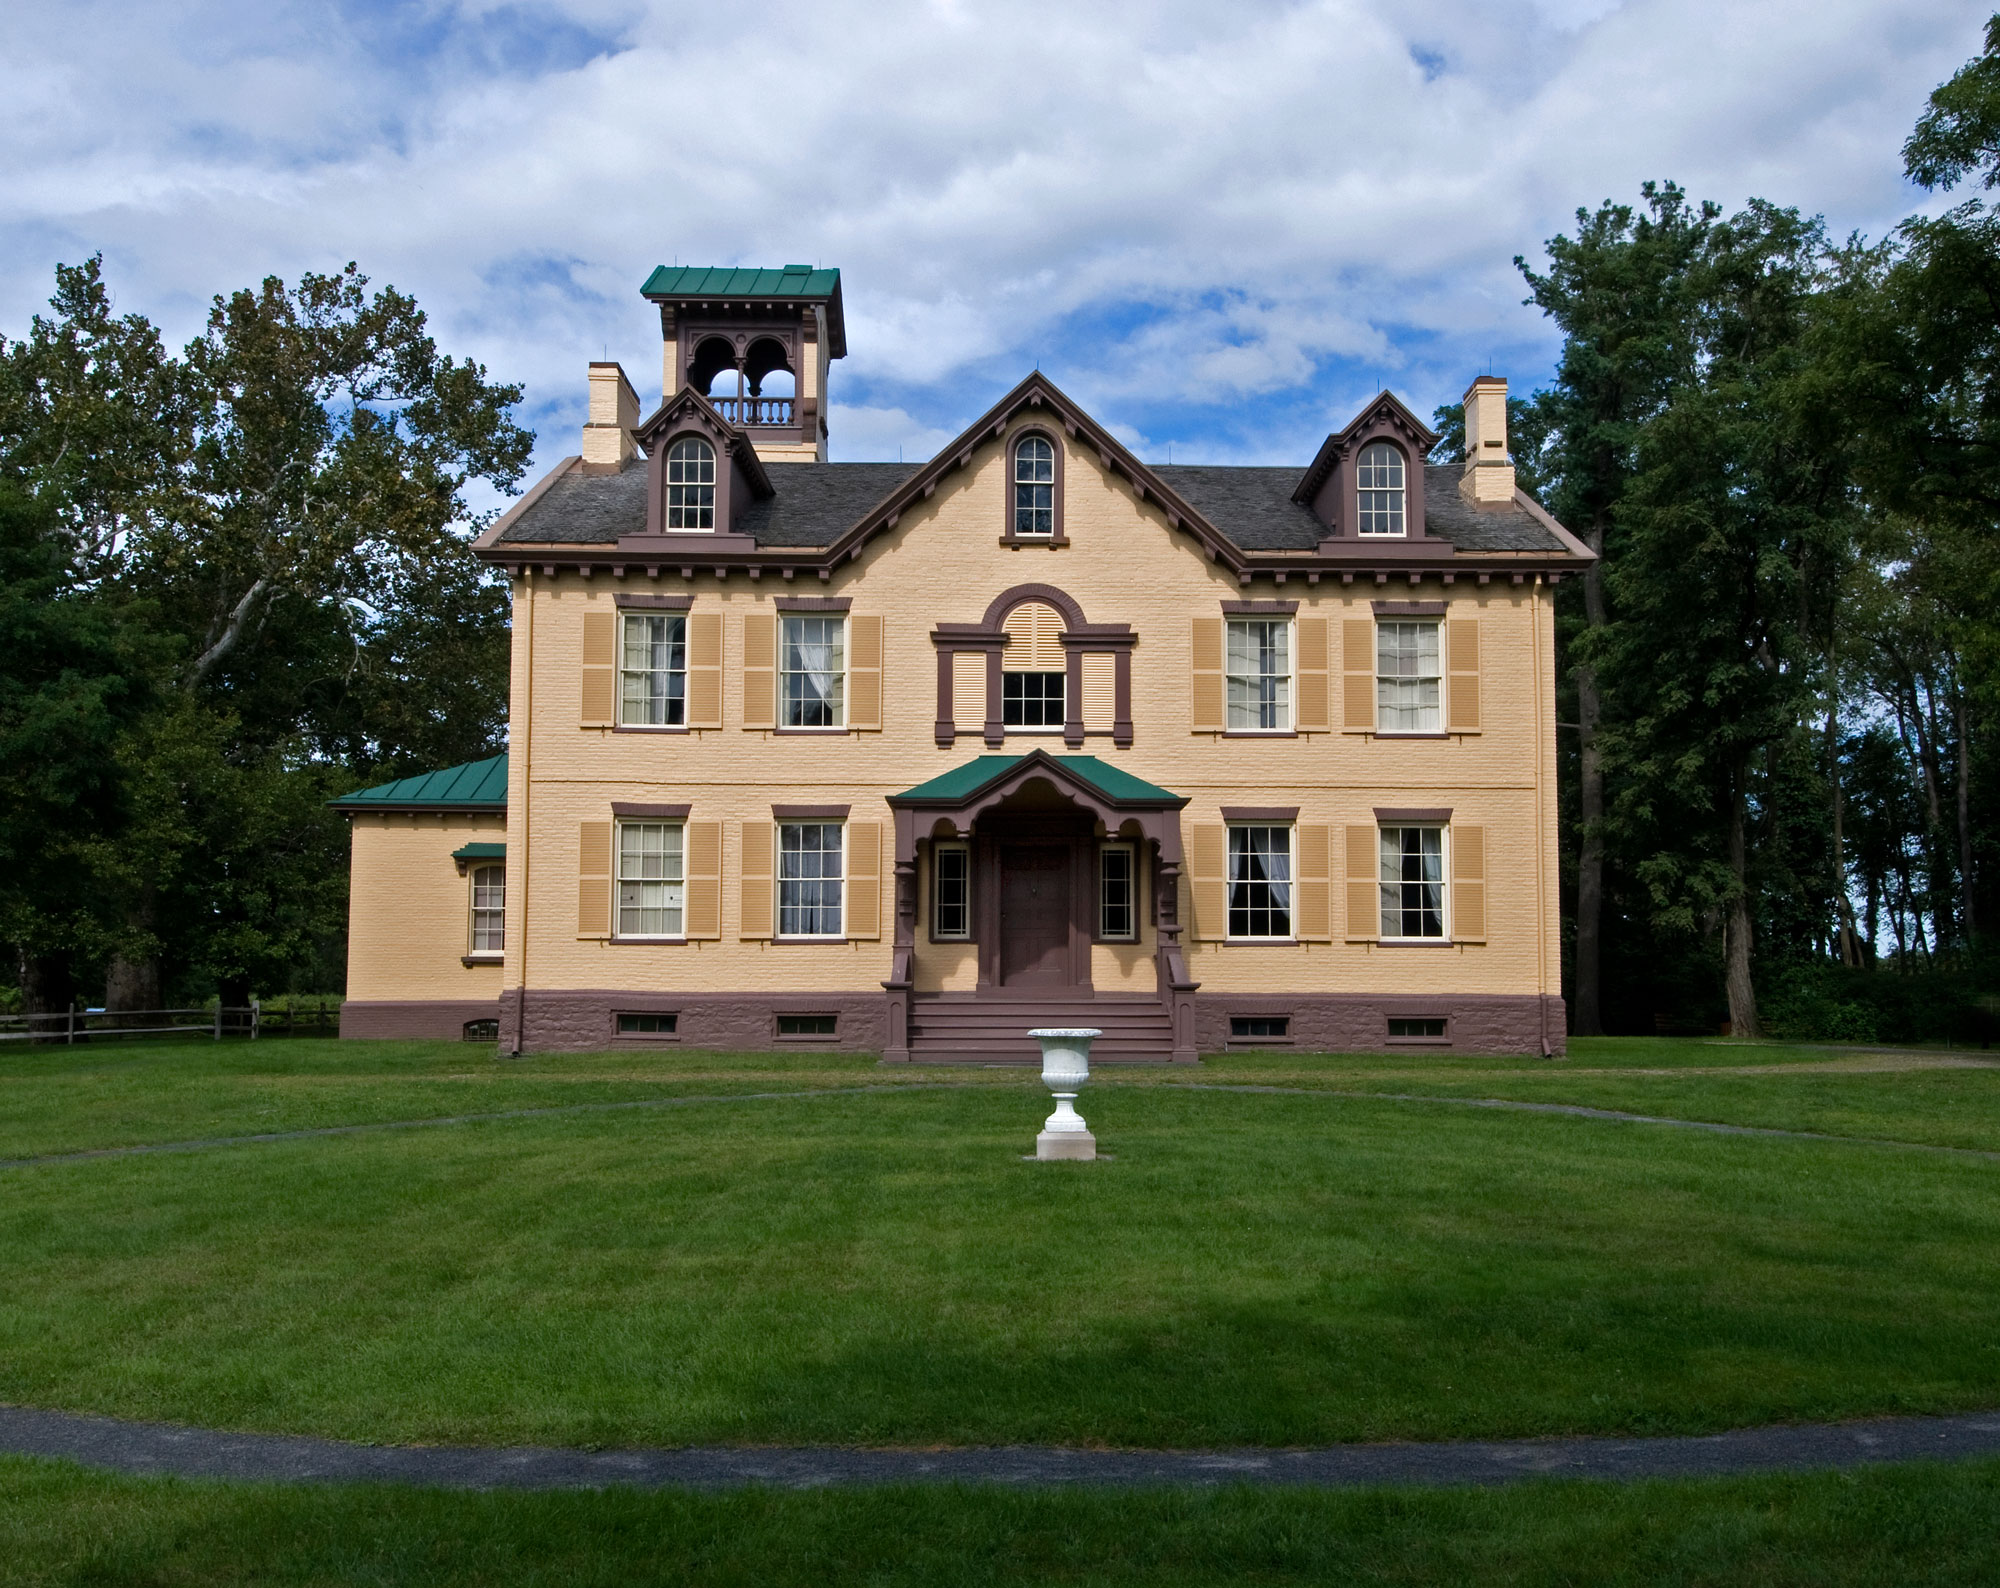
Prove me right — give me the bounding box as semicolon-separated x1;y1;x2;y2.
882;751;1197;1063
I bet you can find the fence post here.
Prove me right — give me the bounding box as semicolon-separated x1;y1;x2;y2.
251;997;261;1041
213;1003;221;1041
67;1004;75;1046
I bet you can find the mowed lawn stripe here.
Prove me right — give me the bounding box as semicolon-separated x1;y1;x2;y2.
1;1084;1996;1450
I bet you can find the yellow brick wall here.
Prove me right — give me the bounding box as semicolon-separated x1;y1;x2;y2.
499;427;1560;1005
346;812;508;1002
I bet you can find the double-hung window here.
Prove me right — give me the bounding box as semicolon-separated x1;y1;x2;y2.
1377;620;1441;732
1099;844;1137;941
1380;826;1446;939
781;616;845;728
932;842;970;940
619;613;686;726
469;865;504;954
779;822;844;938
617;822;684;938
1356;442;1406;536
1227;825;1292;940
1226;619;1290;731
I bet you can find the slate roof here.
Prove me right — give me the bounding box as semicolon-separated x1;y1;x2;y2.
330;754;509;811
892;755;1183;806
493;459;1567;556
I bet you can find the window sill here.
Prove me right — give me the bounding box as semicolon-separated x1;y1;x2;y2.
1386;1036;1453;1046
1221;938;1300;947
461;954;503;967
1373;731;1451;740
611;723;690;734
1376;938;1455;948
772;936;855;945
611;935;689;945
1222;730;1298;738
773;726;850;735
998;535;1070;548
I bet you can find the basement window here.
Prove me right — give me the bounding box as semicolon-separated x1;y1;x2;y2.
777;1013;838;1040
617;1013;679;1036
1387;1017;1449;1042
1229;1016;1290;1042
461;1019;499;1042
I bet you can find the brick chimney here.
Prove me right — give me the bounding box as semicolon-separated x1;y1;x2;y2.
1460;375;1515;507
580;361;640;473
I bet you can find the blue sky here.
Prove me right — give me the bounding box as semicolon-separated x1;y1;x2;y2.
0;0;1986;495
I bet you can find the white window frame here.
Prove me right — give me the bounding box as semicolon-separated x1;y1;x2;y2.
1379;825;1449;942
1376;619;1442;734
467;864;504;957
1226;823;1294;942
932;840;971;941
666;437;716;531
1098;842;1138;942
1225;617;1292;732
615;821;686;940
778;821;845;940
1001;668;1065;732
780;614;846;730
1356;441;1407;537
618;611;687;728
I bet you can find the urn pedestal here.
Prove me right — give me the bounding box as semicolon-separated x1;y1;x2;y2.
1030;1027;1101;1161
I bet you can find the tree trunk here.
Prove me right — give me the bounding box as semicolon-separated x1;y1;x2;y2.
103;954;161;1014
18;950;75;1017
1572;518;1609;1035
1954;681;1976;944
1825;656;1861;968
1725;755;1761;1038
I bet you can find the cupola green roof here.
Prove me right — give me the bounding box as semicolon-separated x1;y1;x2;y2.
639;265;845;357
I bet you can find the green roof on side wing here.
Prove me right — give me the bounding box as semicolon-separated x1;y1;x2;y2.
330;754;509;812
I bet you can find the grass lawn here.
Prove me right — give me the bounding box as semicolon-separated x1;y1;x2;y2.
2;1036;1998;1450
6;1455;2000;1586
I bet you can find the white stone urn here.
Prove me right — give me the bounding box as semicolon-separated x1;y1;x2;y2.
1030;1027;1101;1160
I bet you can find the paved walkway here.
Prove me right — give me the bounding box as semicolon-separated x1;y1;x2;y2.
4;1404;1999;1490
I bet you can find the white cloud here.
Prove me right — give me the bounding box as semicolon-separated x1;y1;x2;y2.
0;0;1987;471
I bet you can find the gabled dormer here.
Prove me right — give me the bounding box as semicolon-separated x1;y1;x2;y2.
1292;391;1448;559
642;265;846;465
618;385;773;553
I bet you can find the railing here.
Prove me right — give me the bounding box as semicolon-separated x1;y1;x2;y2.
0;999;339;1044
707;395;795;426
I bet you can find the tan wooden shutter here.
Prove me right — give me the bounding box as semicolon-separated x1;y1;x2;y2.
846;821;881;939
1190;823;1227;940
684;612;722;728
685;820;721;939
1453;824;1487;942
1002;602;1065;668
1295;618;1329;731
578;820;612;936
1447;618;1481;732
739;820;773;938
1344;824;1379;942
1081;652;1115;732
848;615;883;730
1191;618;1224;732
1296;824;1331;941
742;612;776;730
1341;618;1375;732
952;650;986;733
581;610;616;727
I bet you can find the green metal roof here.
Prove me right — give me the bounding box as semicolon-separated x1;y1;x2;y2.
330;754;509;811
640;265;840;300
891;754;1183;806
451;841;507;861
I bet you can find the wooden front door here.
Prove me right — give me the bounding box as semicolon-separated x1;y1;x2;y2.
1000;844;1072;986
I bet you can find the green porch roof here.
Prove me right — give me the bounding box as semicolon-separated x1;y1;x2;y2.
451;841;506;861
330;754;509;812
891;754;1182;807
640;264;841;300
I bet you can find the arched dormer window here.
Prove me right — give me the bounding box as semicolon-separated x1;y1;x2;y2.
1013;434;1056;538
1356;442;1406;536
666;436;716;531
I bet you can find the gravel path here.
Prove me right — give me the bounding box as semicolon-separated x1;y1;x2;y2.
4;1404;1998;1491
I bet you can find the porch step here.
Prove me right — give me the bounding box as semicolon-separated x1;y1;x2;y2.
906;997;1175;1064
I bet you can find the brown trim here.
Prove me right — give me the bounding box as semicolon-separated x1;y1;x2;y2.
981;583;1086;631
1222;730;1299;739
1090;839;1143;944
1221;806;1298;822
773;595;852;611
610;724;690;736
460;953;504;968
773;803;850;819
1375;938;1457;947
1372;599;1447;616
1374;731;1451;740
1220;599;1299;615
611;802;691;819
1374;807;1453;822
613;593;692;610
999;423;1066;546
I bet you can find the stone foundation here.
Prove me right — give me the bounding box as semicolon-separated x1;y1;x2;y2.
1196;993;1568;1057
499;988;890;1055
339;999;501;1041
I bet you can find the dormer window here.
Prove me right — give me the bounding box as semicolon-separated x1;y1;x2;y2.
1014;435;1055;536
666;437;716;530
1356;443;1406;536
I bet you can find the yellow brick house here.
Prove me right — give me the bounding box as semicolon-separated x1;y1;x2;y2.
336;264;1592;1059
